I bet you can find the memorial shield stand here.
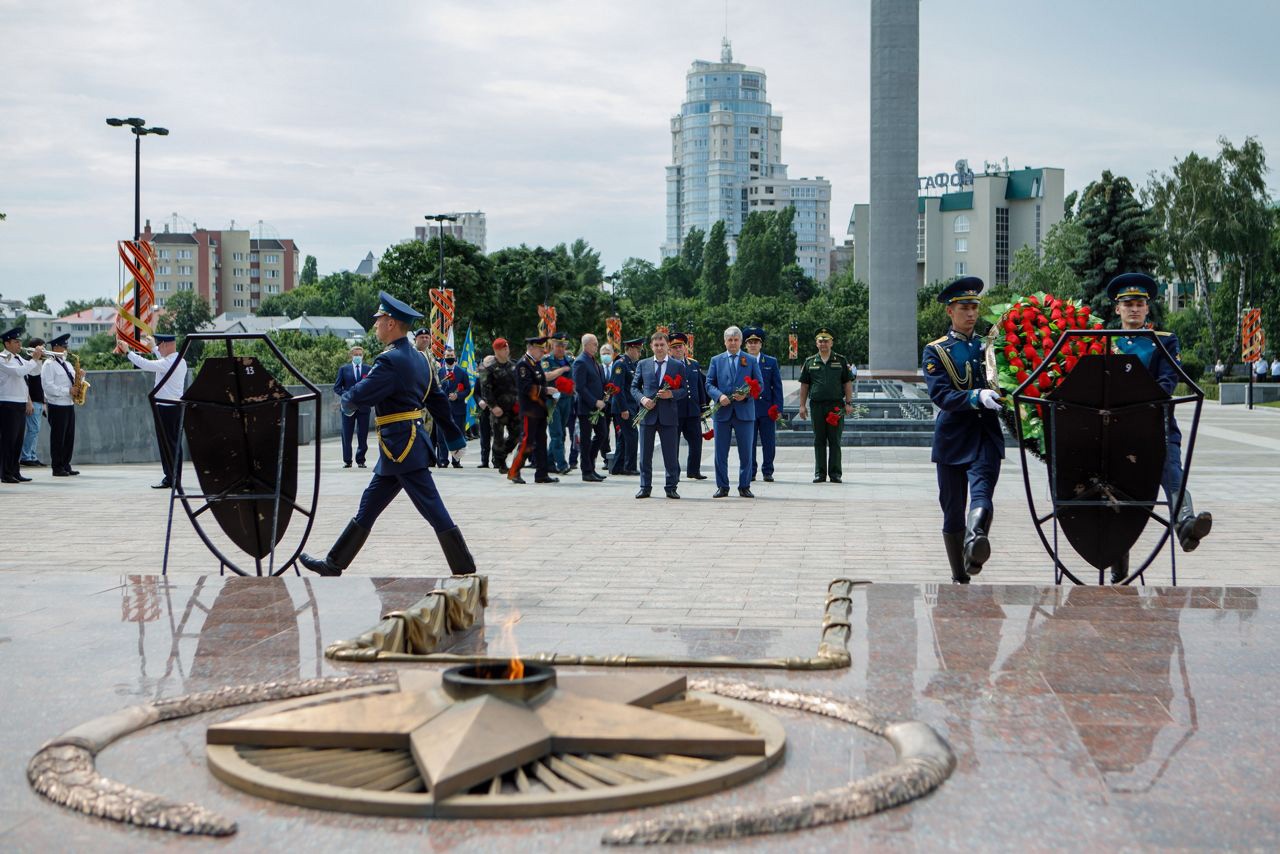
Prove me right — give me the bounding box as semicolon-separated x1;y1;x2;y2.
151;333;323;577
1008;330;1205;586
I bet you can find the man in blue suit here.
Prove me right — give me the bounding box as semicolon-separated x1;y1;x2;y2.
333;345;370;468
745;327;785;483
669;333;708;480
435;344;470;468
572;332;608;482
302;291;474;578
631;331;688;499
705;325;764;498
922;277;1004;584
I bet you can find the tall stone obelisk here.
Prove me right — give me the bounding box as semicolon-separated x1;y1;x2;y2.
868;0;919;375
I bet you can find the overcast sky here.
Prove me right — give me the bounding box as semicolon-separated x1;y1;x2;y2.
2;0;1278;311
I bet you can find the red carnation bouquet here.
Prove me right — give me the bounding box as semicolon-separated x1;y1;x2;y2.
824;406;842;427
768;404;783;422
985;291;1106;456
632;373;682;430
553;375;575;396
590;381;622;425
457;382;465;393
702;377;761;422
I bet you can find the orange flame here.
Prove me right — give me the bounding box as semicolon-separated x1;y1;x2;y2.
499;609;523;680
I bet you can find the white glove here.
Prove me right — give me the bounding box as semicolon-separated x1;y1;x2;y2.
978;389;1002;410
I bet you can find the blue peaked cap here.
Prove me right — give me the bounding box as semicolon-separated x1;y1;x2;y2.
373;290;424;324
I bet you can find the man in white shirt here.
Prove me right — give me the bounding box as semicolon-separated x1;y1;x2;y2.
1255;358;1269;383
1;327;43;484
121;332;188;489
1271;357;1280;382
40;333;82;476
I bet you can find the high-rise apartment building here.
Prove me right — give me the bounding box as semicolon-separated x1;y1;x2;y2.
662;40;833;282
414;211;487;253
144;221;300;315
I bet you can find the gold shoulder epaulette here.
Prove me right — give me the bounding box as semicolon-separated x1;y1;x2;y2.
1155;330;1173;337
927;335;948;347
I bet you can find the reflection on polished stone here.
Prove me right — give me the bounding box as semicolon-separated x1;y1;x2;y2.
3;575;1277;849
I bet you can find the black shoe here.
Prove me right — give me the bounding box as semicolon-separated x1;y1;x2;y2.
478;462;490;468
813;475;826;483
300;518;370;577
65;469;80;476
963;508;992;576
437;525;477;575
1110;553;1130;585
451;459;462;469
751;474;758;481
665;489;680;499
1;477;20;484
555;468;570;476
624;470;641;477
830;476;842;483
21;459;45;467
763;474;774;482
495;457;508;474
688;473;708;480
358;462;367;468
343;462;352;468
152;479;172;489
510;475;527;484
713;487;729;498
582;473;606;482
53;470;71;477
738;487;754;498
15;474;32;482
535;476;560;484
1174;491;1212;552
635;488;651;499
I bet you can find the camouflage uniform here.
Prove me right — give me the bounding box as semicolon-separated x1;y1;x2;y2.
482;358;520;469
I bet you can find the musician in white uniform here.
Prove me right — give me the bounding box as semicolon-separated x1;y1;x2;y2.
1;327;43;484
40;333;81;477
123;333;188;489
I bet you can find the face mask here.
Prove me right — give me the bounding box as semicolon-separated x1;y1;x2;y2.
352;356;363;365
601;354;613;365
445;357;456;365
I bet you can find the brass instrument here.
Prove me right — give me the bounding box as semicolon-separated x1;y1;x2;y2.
69;352;90;405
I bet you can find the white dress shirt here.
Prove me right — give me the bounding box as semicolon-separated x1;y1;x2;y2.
40;355;76;406
0;352;41;403
128;348;188;401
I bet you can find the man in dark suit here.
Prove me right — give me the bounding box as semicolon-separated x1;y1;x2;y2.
436;344;470;468
301;292;473;577
922;277;1004;584
572;333;608;482
705;325;763;498
608;338;643;476
630;331;688;499
333;345;371;468
745;326;785;483
669;332;708;480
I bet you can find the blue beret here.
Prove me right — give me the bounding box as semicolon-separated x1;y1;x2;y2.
937;276;985;305
1106;273;1158;303
373;290;424;324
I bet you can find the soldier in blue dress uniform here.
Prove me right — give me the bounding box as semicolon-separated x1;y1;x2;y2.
435;344;470;468
744;327;785;482
669;332;708;479
922;277;1005;584
1106;272;1212;581
541;332;574;474
608;337;643;476
301;292;474;577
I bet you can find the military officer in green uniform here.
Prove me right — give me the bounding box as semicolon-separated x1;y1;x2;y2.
797;327;855;483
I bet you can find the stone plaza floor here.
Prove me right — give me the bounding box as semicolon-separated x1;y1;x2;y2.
1;401;1279;850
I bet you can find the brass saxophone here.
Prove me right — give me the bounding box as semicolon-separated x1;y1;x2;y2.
70;352;90;406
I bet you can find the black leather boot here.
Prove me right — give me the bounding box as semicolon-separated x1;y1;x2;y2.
944;533;969;584
963;507;992;576
437;526;477;576
1110;552;1129;585
300;519;369;577
1174;490;1212;552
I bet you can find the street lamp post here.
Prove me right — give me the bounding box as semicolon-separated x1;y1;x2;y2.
107;117;168;337
425;213;459;297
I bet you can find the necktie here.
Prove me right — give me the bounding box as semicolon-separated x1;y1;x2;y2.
656;360;666;385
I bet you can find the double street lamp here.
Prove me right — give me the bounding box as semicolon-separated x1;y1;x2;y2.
425;213;459;298
107;117;168;337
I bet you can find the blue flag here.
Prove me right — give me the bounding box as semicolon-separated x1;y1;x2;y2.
459;324;480;429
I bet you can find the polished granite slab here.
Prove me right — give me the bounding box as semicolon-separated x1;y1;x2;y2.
1;574;1277;851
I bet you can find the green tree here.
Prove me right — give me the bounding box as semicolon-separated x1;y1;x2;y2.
616;257;663;306
659;256;697;299
1070;171;1159;313
568;238;604;290
701;220;730;305
679;226;705;277
300;254;318;285
1010;218;1087;299
76;331;131;370
25;293;49;312
58;297;114;316
157;290;213;338
1215;137;1272;361
730;207;797;299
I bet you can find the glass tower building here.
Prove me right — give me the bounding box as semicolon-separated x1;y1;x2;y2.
662;40;832;282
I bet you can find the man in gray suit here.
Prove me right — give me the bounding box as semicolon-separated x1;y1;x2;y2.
630;331;688;499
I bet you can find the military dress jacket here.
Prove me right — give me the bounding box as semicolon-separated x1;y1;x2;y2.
482;360;519;414
609;355;637;418
677;358;708;419
798;352;853;402
1113;329;1183;443
754;353;785;414
342;337;463;476
921;329;1005;466
515;353;550;419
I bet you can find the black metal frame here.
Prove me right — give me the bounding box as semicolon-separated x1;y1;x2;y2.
152;333;323;576
1009;329;1205;586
